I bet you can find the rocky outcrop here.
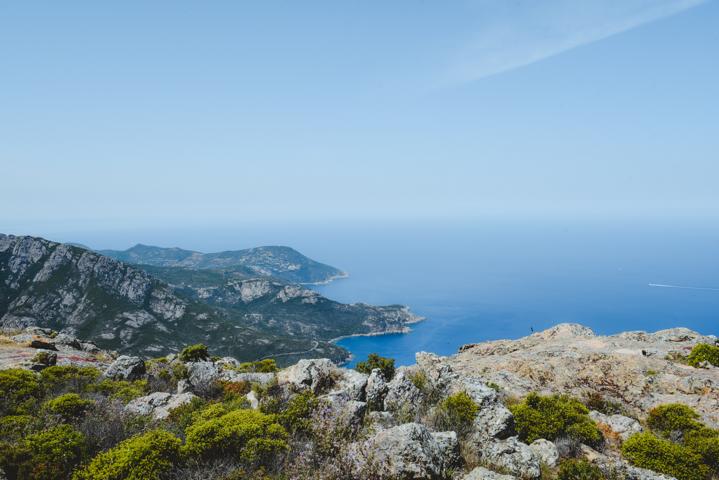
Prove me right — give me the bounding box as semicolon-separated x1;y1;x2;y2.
461;467;517;480
589;411;643;441
528;439;559;468
277;358;337;393
125;392;198;420
472;436;540;479
449;323;719;428
103;355;146;380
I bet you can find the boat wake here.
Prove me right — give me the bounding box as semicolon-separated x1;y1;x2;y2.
648;283;719;292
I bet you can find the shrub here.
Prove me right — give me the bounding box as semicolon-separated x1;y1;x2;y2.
686;343;719;368
278;391;319;434
0;368;42;415
44;393;94;419
434;391;479;435
235;359;278;373
32;350;57;366
583;392;623;415
89;379;149;402
621;432;708;480
2;424;87;480
509;393;603;447
75;397;151;456
183;409;287;463
221;381;252;401
72;429;181;480
557;459;603;480
647;403;701;438
685;427;719;474
172;362;189;380
0;415;36;441
355;353;395;380
408;370;428;391
180;344;209;362
165;397;208;431
40;365;100;393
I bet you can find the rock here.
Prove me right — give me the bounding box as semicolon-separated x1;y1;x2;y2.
176;379;190;394
431;431;460;468
330;369;368;401
12;333;57;350
461;467;518;480
473;402;515;439
277;358;337;393
352;423;450;479
384;368;423;413
589;411;643;440
125;392;197;420
321;395;368;432
366;411;396;431
103;355;146;380
529;439;559;468
215;356;241;369
219;370;275;385
246;390;259;409
448;375;498;407
79;342;101;354
187;361;221;394
51;333;82;350
365;368;388;410
415;352;457;393
474;437;540;479
32;350;57;366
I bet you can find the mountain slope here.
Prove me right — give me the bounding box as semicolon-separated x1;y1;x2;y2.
100;244;347;284
0;234;417;364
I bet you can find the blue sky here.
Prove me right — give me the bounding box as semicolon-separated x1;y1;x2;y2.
2;0;718;231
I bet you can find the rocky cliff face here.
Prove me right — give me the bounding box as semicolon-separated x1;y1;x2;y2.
447;323;719;428
0;234;417;363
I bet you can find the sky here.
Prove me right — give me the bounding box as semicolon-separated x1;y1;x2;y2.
2;0;718;233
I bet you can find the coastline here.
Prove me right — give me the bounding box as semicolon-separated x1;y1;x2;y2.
329;310;426;344
301;271;349;286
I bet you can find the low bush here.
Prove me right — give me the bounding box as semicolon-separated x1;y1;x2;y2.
72;429;181;480
557;459;603;480
433;391;479;435
0;415;36;441
235;359;278;373
32;350;57;366
0;368;42;415
179;344;209;362
583;392;623;415
355;353;395;380
40;365;100;393
278;391;319;434
509;393;603;447
1;424;86;480
183;409;287;463
684;427;719;474
686;343;719;368
44;393;94;419
621;432;708;480
89;379;149;402
646;403;701;438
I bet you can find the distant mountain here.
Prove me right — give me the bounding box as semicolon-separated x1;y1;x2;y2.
0;234;418;364
100;244;347;285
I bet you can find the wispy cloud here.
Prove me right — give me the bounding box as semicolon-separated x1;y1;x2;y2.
444;0;708;84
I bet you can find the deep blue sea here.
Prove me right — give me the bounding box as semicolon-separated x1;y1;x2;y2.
45;219;719;367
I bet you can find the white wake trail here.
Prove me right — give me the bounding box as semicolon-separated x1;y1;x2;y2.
648;283;719;292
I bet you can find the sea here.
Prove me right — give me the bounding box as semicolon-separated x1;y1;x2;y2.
44;218;719;367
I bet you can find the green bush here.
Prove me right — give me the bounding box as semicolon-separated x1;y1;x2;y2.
32;350;57;366
43;393;94;419
179;344;209;362
72;429;181;480
1;424;86;480
172;362;189;380
0;368;42;415
686;343;719;368
621;432;708;480
509;393;603;447
355;353;395;380
647;403;701;437
278;391;319;434
183;409;287;463
235;359;278;373
685;427;719;474
40;365;100;392
0;415;36;441
435;391;479;435
89;379;149;402
557;459;603;480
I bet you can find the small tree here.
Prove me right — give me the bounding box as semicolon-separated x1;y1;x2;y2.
355;353;395;380
179;344;210;362
686;343;719;368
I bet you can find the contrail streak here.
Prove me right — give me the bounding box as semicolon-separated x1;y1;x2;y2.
648;283;719;292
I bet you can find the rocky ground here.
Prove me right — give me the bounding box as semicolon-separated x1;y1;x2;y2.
1;323;716;479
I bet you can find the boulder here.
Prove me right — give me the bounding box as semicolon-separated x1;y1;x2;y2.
384;368;423;413
352;423;450;479
529;439;559;468
321;394;368;432
431;431;460;468
461;467;518;480
581;445;677;480
416;352;457;393
187;361;221;394
473;402;515;439
125;392;197;420
51;333;82;350
246;390;260;409
330;369;368;401
365;368;388;410
219;370;275;385
103;355;146;380
589;411;643;440
277;358;337;393
366;411;396;431
473;437;540;479
12;333;57;350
